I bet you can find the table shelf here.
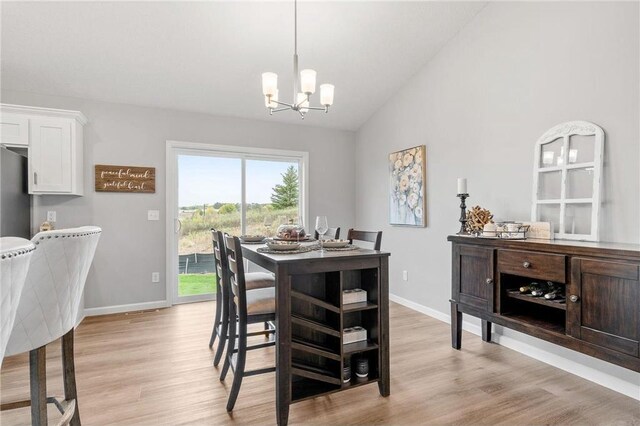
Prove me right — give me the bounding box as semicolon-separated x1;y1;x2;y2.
292;338;341;361
343;301;378;313
343;340;379;355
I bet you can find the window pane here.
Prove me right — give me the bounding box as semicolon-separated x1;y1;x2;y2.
538;204;561;233
566;167;594;199
538;171;562;200
246;159;300;237
564;204;592;235
540;138;563;168
569;135;595;164
177;155;241;297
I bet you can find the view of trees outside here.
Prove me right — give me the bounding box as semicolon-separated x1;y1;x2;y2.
178;157;301;255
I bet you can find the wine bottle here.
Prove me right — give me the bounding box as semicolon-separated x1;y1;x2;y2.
520;281;540;294
544;282;565;300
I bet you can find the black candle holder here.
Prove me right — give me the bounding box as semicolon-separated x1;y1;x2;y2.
457;193;469;235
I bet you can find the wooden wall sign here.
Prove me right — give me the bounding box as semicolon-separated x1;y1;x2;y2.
95;165;155;193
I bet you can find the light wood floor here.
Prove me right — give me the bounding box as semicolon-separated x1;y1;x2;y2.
1;301;638;425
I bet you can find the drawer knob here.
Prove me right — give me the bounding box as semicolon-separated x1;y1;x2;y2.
522;261;531;268
569;295;579;303
485;278;493;285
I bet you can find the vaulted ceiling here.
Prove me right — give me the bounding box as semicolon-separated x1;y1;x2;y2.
1;1;485;130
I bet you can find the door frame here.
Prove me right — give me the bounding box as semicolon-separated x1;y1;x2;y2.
165;140;309;306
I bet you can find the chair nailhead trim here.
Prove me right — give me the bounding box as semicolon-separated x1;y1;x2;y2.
1;245;36;259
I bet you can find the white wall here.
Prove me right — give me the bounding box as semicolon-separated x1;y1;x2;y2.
355;2;639;397
1;90;356;310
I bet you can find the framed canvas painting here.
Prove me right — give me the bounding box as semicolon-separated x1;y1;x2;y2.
389;145;426;227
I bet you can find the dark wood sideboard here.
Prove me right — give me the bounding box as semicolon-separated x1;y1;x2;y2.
448;235;640;372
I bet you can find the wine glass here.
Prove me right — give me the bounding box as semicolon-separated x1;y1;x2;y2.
263;217;272;236
315;216;329;253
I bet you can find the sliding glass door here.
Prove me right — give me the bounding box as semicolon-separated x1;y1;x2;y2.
167;142;308;305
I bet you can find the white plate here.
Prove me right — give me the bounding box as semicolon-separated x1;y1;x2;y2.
240;235;266;243
267;242;300;251
321;239;350;248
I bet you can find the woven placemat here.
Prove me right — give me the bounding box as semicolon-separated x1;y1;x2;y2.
240;240;267;245
322;245;359;252
257;245;316;254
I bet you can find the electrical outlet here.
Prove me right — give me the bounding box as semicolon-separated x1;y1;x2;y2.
402;270;408;281
47;211;57;222
152;272;160;283
148;210;160;221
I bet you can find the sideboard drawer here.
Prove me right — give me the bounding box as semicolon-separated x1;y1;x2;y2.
498;249;566;282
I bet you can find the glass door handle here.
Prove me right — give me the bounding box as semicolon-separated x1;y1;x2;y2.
175;218;182;233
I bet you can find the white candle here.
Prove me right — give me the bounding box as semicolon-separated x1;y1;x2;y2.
457;178;467;195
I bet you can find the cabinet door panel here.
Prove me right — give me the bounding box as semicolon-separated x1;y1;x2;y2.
569;258;639;357
453;245;494;311
0;113;29;146
29;118;72;193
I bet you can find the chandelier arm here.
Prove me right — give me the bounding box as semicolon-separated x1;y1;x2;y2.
270;107;291;114
298;110;305;119
305;106;328;111
272;99;294;108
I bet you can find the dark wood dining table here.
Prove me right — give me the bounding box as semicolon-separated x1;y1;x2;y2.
241;241;390;426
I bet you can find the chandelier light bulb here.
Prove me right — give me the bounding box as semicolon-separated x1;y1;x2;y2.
262;72;278;96
297;92;310;113
320;84;334;106
265;89;279;108
300;69;317;94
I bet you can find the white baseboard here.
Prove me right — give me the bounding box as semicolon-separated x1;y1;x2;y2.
389;293;640;401
84;300;170;317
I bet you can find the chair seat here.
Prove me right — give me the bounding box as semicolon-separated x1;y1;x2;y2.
235;287;275;315
245;272;275;290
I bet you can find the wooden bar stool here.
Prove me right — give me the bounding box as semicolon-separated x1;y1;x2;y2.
1;227;101;426
209;229;275;366
347;228;382;250
220;234;276;412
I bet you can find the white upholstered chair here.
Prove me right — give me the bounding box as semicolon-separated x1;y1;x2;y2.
1;237;36;364
3;226;101;426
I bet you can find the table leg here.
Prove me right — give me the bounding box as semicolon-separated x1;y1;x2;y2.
275;264;291;426
378;257;390;397
451;302;462;349
481;320;492;342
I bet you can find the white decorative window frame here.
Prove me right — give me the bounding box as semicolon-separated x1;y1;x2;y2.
531;121;604;241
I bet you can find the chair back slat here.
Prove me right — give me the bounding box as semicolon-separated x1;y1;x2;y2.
314;227;340;240
211;229;228;304
347;229;382;251
224;234;247;319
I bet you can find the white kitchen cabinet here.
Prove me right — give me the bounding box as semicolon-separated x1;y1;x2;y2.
0;104;86;195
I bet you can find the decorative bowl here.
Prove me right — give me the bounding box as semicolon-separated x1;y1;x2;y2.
276;224;306;240
240;235;266;243
267;242;300;251
321;239;350;248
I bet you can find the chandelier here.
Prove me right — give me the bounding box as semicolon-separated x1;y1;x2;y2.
261;0;334;119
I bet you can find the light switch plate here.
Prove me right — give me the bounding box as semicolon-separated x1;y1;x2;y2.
47;211;57;222
152;272;160;283
148;210;160;221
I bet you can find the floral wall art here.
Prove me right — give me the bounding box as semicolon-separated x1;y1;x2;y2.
389;145;426;226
